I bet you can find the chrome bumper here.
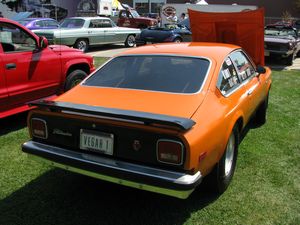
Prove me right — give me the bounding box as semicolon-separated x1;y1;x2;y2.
22;141;202;199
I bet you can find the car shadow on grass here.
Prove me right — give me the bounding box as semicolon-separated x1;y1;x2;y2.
0;112;28;136
0;168;220;225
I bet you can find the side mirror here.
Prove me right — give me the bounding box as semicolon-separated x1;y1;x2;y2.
39;36;48;49
256;65;266;74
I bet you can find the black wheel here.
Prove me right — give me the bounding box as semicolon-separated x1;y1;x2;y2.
285;53;295;66
255;93;269;125
74;39;89;52
207;125;239;194
173;37;182;43
138;24;147;29
125;34;136;47
64;69;87;91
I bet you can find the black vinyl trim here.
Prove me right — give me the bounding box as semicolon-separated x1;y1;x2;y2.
29;100;196;131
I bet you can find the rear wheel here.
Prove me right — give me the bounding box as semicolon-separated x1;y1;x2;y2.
64;69;87;91
173;37;182;43
74;39;89;52
285;53;295;66
125;34;136;47
207;125;239;193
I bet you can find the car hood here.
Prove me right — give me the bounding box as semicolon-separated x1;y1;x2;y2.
264;36;295;43
48;45;82;53
139;28;173;41
55;85;207;119
189;8;265;66
136;16;156;21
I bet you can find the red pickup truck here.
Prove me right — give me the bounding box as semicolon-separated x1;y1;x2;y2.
0;18;95;118
117;9;158;29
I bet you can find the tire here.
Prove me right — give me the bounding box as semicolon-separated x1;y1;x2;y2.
64;69;87;91
138;24;147;29
74;39;89;52
285;53;295;66
255;93;269;125
207;125;239;194
125;34;136;47
173;37;182;43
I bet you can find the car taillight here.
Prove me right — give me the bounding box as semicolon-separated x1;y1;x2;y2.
157;140;184;165
31;118;48;139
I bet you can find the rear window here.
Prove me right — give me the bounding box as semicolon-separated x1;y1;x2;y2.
83;56;210;94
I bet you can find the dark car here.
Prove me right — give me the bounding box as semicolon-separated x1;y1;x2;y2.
18;18;59;30
264;25;300;65
136;19;191;45
294;20;300;33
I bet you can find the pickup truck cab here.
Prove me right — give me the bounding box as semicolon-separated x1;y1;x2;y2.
0;18;95;118
117;9;157;29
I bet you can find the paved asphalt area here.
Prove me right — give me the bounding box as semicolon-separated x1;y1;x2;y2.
87;44;300;71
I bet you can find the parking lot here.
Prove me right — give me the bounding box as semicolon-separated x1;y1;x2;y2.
87;44;300;71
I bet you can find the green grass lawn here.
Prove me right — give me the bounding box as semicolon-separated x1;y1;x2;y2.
0;63;299;225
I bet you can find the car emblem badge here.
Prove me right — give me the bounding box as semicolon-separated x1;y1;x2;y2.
52;129;72;137
133;140;142;151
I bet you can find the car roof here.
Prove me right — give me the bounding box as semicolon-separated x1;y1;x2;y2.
19;17;56;21
118;42;240;62
65;17;111;20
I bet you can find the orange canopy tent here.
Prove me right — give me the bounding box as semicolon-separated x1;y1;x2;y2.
188;8;265;66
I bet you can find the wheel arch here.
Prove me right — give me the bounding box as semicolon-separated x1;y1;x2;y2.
66;63;91;77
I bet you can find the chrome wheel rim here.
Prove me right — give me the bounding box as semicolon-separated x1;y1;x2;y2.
77;41;87;51
174;39;181;43
225;133;235;176
127;35;135;47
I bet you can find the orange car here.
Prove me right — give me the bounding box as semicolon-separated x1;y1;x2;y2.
22;43;271;199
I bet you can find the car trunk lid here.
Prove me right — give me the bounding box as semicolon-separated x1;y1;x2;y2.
55;86;207;120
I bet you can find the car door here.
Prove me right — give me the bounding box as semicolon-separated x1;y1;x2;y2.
0;21;61;109
216;55;254;122
87;19;106;45
102;19;125;43
229;50;265;119
0;50;8;113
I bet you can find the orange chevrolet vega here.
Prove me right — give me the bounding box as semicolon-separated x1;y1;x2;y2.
22;43;271;199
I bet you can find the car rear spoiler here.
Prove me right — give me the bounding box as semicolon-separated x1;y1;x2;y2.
29;100;196;131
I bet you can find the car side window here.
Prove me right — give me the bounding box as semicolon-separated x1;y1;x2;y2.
217;57;241;95
45;20;58;27
0;22;37;53
35;20;44;28
89;20;101;28
230;51;256;82
100;20;112;28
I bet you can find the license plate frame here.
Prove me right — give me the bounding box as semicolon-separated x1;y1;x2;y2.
79;129;114;155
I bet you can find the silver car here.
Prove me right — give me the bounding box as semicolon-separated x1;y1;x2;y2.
34;17;141;52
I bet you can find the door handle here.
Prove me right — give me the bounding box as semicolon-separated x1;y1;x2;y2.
247;85;257;96
6;63;16;70
247;89;253;96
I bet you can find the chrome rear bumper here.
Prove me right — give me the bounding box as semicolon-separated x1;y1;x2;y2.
22;141;202;199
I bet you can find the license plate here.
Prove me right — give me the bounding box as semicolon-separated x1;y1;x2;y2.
80;129;114;155
264;50;270;56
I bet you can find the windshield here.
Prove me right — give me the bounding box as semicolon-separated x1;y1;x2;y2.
83;56;210;94
60;18;85;28
264;28;296;38
130;10;140;18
